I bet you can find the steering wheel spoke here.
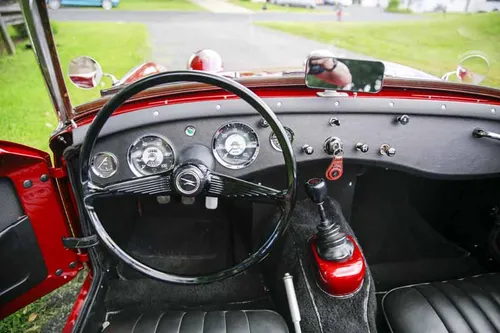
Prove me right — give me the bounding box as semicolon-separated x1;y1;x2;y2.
208;172;285;204
88;172;173;196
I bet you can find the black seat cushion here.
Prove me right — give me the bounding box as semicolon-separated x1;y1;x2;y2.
104;309;289;333
383;273;500;333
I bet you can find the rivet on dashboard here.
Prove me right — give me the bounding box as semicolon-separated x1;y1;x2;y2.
216;104;221;110
491;108;496;114
153;111;159;116
334;101;340;107
389;102;394;107
441;104;447;110
277;101;282;107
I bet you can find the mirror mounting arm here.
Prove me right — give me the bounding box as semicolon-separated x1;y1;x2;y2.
103;73;120;86
317;90;349;98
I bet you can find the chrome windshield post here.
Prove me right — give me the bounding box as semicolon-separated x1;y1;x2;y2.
19;0;72;124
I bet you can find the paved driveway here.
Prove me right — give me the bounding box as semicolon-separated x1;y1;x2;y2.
48;7;416;70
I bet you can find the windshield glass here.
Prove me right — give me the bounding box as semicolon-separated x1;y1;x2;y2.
44;0;499;105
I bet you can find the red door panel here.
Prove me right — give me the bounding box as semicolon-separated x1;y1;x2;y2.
0;141;82;319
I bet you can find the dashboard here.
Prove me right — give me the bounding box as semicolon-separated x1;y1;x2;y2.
72;96;500;186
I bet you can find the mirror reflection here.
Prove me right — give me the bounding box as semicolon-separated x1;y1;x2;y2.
305;57;385;93
68;56;103;89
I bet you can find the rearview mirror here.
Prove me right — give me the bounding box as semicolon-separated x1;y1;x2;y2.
305;57;385;93
68;56;103;89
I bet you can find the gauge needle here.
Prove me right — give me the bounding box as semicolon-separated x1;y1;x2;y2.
98;157;108;169
224;148;235;158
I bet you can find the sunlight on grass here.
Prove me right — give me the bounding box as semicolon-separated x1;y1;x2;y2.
259;13;500;88
229;0;329;12
117;0;205;11
0;21;149;152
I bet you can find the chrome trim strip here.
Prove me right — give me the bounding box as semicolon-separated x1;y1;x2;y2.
20;0;72;123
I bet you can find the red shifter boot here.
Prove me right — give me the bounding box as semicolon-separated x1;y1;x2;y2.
304;178;366;297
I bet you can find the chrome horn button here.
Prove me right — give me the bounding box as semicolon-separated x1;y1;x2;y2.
174;165;206;196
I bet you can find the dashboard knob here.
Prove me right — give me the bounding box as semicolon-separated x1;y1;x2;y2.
259;118;269;128
396;115;410;125
323;137;343;156
355;142;369;153
329;117;341;127
380;144;396;157
302;144;314;155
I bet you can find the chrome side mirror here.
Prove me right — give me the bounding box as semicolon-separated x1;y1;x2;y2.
305;56;385;93
442;53;490;85
68;56;103;89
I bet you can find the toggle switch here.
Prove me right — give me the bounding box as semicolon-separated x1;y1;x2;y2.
396;115;410;125
302;144;314;155
355;142;369;153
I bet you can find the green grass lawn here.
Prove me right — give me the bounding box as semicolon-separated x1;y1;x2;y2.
0;21;149;152
229;0;331;12
116;0;204;11
258;13;500;89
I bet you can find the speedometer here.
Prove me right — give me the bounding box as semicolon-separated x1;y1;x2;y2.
127;135;175;176
212;122;259;169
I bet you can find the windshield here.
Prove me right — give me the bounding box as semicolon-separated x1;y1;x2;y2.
44;0;499;105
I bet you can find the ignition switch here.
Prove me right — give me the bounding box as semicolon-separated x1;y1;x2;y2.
323;137;344;181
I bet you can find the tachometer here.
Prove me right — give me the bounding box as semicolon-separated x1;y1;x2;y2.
212;122;259;169
127;135;175;176
270;127;294;152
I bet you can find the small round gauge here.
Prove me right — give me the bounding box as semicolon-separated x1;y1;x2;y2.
270;127;294;152
91;152;118;179
127;135;175;176
212;122;259;169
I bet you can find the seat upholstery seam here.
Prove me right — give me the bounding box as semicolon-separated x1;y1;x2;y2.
414;286;451;333
243;310;251;333
450;280;499;333
224;311;227;333
153;312;165;333
201;312;206;333
469;278;500;313
131;313;144;333
177;312;186;333
432;283;475;332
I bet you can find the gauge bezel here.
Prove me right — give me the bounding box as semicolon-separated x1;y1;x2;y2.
270;127;294;152
91;152;119;179
127;134;176;177
212;122;260;170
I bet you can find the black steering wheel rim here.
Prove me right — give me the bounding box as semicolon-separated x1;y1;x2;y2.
80;70;297;284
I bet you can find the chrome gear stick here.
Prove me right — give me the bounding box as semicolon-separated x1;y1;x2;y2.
304;178;354;261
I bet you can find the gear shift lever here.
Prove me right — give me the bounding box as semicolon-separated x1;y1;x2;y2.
305;178;354;261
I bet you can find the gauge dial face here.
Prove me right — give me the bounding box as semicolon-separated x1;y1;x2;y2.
91;152;118;179
127;135;175;176
270;127;294;152
212;122;259;169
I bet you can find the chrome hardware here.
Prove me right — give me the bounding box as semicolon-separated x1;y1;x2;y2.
396;115;410;125
324;137;343;156
355;142;369;153
302;144;314;155
473;128;500;142
259;118;269;128
329;117;340;127
380;144;396;157
283;273;302;333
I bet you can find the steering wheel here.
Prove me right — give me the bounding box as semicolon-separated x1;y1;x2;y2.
79;71;297;284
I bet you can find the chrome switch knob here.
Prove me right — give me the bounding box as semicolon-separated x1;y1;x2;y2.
396;115;410;125
355;142;369;153
380;144;396;157
302;144;314;155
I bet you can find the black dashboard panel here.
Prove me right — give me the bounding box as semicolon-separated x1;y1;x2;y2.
72;97;500;185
